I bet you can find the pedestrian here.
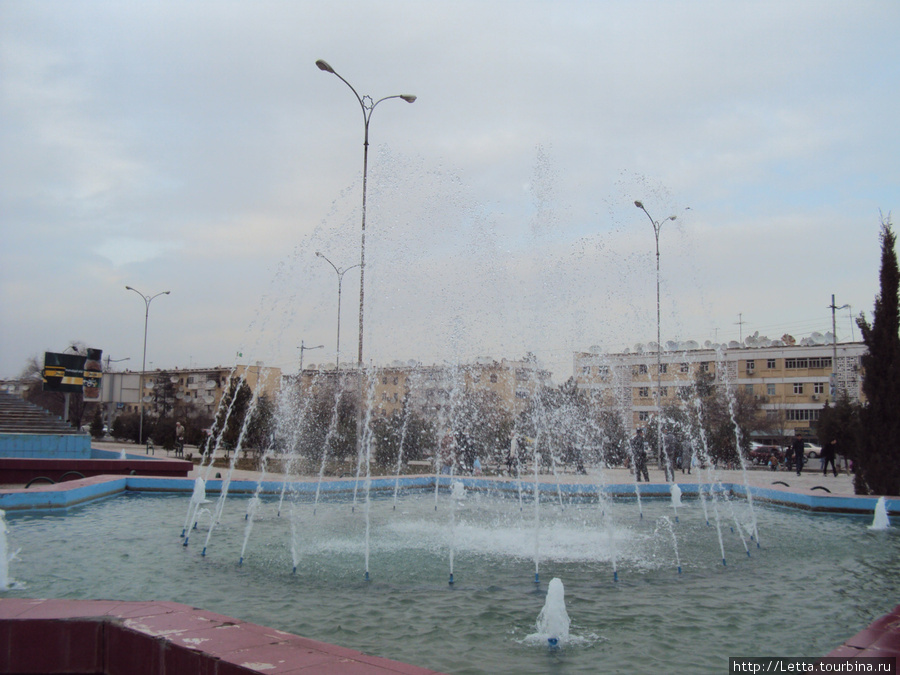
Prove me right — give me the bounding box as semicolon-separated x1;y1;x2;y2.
175;421;185;457
791;432;805;476
822;438;839;477
631;429;649;482
681;440;692;475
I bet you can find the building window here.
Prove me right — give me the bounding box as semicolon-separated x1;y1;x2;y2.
382;377;388;385
638;387;650;398
793;382;804;395
814;382;825;394
490;374;498;383
515;390;529;399
767;384;776;396
786;357;832;369
659;363;668;374
744;384;753;395
746;360;755;373
659;386;668;397
787;409;821;421
680;363;690;373
393;377;399;385
767;359;776;369
637;364;648;375
638;411;650;421
700;362;710;372
598;366;610;379
582;366;591;375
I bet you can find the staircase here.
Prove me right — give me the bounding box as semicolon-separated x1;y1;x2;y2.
0;391;81;435
0;391;90;458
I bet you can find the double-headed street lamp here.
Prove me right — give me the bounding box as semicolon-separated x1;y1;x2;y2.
315;59;416;371
125;286;170;445
634;201;677;475
316;251;360;371
298;340;324;374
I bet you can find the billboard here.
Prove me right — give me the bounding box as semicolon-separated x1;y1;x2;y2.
43;349;103;395
82;348;103;400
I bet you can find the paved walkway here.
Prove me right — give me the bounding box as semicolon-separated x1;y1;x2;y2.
96;440;858;497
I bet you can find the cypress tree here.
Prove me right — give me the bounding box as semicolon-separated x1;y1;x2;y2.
854;215;900;495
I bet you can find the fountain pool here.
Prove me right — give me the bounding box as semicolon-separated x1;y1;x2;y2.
3;486;899;674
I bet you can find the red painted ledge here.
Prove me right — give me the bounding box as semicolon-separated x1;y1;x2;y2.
827;603;900;660
0;598;445;675
0;458;191;485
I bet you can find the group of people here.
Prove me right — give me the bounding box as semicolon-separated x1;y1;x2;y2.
631;428;843;481
789;432;840;477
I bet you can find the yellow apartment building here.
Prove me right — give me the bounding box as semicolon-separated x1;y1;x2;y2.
573;340;866;441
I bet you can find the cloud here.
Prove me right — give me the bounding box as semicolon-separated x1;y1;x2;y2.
0;1;897;382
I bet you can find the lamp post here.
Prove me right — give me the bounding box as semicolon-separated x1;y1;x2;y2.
298;340;324;374
315;59;416;371
829;294;850;400
125;286;170;446
634;201;677;476
316;251;360;371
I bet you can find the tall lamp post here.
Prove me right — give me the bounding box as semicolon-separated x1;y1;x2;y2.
125;286;170;446
315;59;416;371
829;294;850;400
634;201;677;474
316;251;360;371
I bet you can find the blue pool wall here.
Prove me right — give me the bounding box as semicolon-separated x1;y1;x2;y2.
1;474;897;516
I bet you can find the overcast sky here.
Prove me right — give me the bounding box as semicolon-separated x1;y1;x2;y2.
1;1;898;383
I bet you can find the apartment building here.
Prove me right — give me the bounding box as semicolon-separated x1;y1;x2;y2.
101;363;282;418
573;339;866;439
297;358;553;420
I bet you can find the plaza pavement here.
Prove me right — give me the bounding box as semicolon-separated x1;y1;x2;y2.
95;440;859;498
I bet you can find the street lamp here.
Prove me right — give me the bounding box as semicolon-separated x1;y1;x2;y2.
634;200;677;477
298;340;324;374
829;294;850;400
315;59;416;371
316;251;360;371
125;286;170;446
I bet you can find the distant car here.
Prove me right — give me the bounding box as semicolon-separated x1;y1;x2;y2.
748;445;783;465
803;442;822;459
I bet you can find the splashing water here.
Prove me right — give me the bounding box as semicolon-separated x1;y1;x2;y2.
670;482;683;522
532;577;570;648
0;510;21;591
870;497;891;530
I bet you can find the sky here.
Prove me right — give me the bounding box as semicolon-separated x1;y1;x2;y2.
1;1;898;383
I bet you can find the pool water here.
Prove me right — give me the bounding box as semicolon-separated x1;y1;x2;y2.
4;489;898;674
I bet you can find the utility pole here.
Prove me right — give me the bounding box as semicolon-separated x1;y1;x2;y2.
829;294;849;400
735;313;747;344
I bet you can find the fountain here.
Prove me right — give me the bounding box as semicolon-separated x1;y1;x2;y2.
0;510;10;591
3;151;899;673
870;496;891;530
3;486;899;673
531;577;569;648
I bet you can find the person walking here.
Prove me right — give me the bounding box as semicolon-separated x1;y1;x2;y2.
822;438;839;477
631;428;650;482
175;420;185;458
681;440;692;475
791;432;805;477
